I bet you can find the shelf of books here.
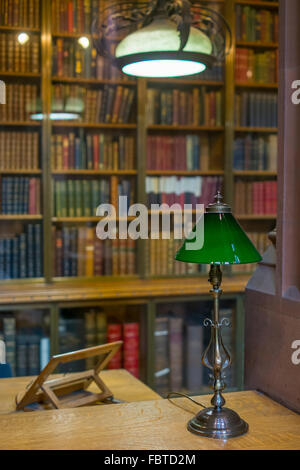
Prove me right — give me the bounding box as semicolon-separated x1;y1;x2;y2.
0;0;43;282
145;0;225;279
232;0;278;275
151;295;245;395
0;305;51;377
50;0;138;281
57;302;145;380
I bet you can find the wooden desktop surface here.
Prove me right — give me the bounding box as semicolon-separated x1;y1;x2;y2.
0;390;299;450
0;369;161;414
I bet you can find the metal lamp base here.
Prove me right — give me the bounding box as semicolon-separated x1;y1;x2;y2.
187;407;248;439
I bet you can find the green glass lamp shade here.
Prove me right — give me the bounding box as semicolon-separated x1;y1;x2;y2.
115;18;213;78
175;212;262;265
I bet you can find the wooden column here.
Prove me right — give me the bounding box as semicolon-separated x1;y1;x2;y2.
244;0;300;412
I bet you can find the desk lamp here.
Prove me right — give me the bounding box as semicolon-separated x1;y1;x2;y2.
175;192;262;438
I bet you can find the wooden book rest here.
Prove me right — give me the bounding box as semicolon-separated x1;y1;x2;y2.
16;341;123;411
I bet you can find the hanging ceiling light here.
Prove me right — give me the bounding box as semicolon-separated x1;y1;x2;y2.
92;0;231;78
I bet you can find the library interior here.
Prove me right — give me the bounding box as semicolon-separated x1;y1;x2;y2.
0;0;299;451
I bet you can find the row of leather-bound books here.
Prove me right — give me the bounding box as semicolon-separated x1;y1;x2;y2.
0;32;40;73
53;226;136;278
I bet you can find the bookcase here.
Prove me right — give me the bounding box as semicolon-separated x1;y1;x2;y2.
231;0;278;275
0;0;278;395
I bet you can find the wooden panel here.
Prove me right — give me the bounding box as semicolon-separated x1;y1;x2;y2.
0;391;299;449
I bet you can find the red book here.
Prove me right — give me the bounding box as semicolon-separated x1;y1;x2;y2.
79;0;84;33
55;229;63;276
67;2;73;33
107;323;122;369
259;182;265;214
264;181;272;214
93;134;99;169
93;237;103;276
179;136;186;170
147;136;152;170
252;182;258;214
156;136;162;171
272;181;277;214
56;39;63;77
167;136;173;170
123;322;139;378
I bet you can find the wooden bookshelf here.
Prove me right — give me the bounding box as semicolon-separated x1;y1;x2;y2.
52;123;137;129
0;26;40;32
0;215;43;220
0;0;278;288
235;82;278;89
232;0;278;233
235;1;278;8
146;78;224;87
52;216;136;223
147;125;224;132
0;170;42;174
235;127;278;133
147;170;224;176
0;121;41;126
0;0;279;391
233;170;277;176
0;1;43;289
236;40;278;49
237;214;276;220
51;76;136;86
0;72;41;78
0;275;248;305
52;170;137;175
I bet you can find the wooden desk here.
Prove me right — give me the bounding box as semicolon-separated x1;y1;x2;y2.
0;369;161;415
0;390;299;450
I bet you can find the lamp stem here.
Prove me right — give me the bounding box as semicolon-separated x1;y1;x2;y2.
187;263;249;438
202;264;231;410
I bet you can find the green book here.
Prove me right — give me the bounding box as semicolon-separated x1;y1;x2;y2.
67;179;75;217
91;179;99;215
61;180;67;217
83;180;91;217
75;179;83;217
84;48;91;78
55;181;61;217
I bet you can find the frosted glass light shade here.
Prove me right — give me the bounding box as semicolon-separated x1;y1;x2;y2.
115;18;213;78
116;19;212;57
122;59;205;78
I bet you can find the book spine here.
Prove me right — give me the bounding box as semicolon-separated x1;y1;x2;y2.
107;323;122;369
123;322;139;378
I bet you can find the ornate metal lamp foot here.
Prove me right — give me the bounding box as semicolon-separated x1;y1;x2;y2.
188;407;248;439
187;264;249;439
